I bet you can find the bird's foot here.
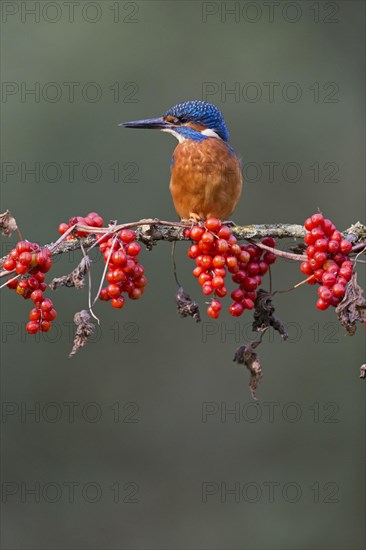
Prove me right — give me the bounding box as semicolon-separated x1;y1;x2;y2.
180;213;204;226
222;219;237;227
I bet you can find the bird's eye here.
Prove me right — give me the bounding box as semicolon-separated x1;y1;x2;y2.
165;115;179;124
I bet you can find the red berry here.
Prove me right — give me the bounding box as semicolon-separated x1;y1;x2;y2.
306;245;315;258
304;217;314;231
111;296;125;308
129;287;142;300
29;308;41;321
215;286;227;297
212;255;226;268
242;298;254;310
27;277;39;289
313;269;324;283
213;267;226;278
232;271;246;284
188;244;200;259
243;277;258;291
311;228;325;240
192;266;203;277
217;226;231;239
339;267;352;281
316;298;329;310
6;277;18;289
262;237;275;248
210;299;222;312
31;290;44;303
201;255;213;269
202;282;213;296
190;226;205;241
229;302;244;317
18;252;32;266
313;251;327;266
15;263;28;275
328;240;339;253
43;308;57;321
322;272;337;287
40;320;51;332
135;275;147;288
304;233;315;246
201;232;214;245
231;288;244;301
215;239;229;254
212;276;225;289
207;306;220;319
26;321;40;334
16;241;31;254
198;273;211;286
311;213;324;226
332;284;345;298
340;239;352;254
300;261;312;275
58;223;69;235
245;291;257;301
3;258;16;271
107;284;121;298
258;261;269;275
247;262;259;276
99;288;110;301
226;256;238;271
331;230;342;242
323;219;335;235
318;286;332;302
119;229;136;243
205;218;221;232
314;239;328;252
40;298;53;312
263;252;276;265
112;250;127;267
127;242;141;256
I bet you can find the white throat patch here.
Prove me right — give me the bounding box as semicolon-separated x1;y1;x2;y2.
161;128;186;143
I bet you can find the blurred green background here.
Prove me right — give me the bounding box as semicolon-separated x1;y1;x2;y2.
1;1;365;549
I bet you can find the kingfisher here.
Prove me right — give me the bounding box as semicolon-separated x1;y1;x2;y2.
121;100;243;221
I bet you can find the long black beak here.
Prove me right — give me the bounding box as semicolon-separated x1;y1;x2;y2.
119;117;171;129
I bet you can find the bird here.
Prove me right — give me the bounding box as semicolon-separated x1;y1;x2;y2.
121;100;242;222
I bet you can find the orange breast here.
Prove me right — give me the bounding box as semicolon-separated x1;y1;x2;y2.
169;137;243;220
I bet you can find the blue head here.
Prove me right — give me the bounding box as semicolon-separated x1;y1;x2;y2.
121;100;230;143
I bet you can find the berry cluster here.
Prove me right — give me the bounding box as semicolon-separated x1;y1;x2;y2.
98;229;147;308
300;213;353;310
3;241;56;333
187;218;276;318
58;211;104;238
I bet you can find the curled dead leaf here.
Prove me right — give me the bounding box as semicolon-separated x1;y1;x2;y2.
252;289;288;340
176;287;201;322
233;340;263;400
0;210;17;237
336;273;366;335
69;309;95;358
50;256;91;290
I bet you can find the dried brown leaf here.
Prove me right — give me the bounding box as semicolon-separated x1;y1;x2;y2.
0;210;17;237
233;340;263;400
69;309;95;358
252;289;288;340
176;287;201;322
50;256;92;290
335;273;366;335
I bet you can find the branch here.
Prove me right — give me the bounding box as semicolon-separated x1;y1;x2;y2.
1;219;365;276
